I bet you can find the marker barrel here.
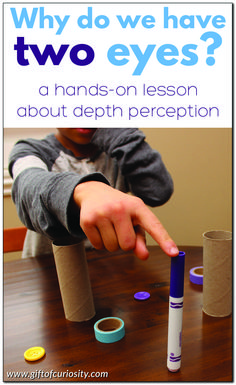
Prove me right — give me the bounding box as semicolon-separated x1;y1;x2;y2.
167;296;184;372
167;251;185;372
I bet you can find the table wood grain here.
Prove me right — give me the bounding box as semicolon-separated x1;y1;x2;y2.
4;246;232;382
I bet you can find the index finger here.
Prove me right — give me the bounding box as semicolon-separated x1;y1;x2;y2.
133;204;179;257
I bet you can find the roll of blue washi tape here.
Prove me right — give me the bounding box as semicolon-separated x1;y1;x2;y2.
94;317;125;343
189;266;203;285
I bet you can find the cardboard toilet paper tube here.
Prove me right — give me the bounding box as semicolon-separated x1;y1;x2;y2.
52;241;95;322
202;230;232;317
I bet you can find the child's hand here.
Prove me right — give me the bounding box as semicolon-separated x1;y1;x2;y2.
73;181;179;260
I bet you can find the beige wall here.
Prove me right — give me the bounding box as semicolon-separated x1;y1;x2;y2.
4;127;232;260
142;127;232;246
4;197;24;261
4;196;23;228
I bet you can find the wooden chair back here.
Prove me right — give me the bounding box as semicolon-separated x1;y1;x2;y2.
3;227;27;253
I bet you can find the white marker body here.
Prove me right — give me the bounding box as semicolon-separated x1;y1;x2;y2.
167;296;184;372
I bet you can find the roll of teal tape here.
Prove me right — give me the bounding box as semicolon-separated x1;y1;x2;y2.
94;317;125;343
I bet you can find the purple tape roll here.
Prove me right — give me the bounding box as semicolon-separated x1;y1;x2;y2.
189;266;203;285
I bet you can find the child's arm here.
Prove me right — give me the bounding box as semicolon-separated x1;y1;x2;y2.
8;139;111;243
9;133;178;258
73;181;179;260
91;128;174;207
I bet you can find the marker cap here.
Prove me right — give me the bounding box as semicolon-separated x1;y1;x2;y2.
170;251;185;298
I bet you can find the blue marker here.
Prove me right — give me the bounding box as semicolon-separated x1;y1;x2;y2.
167;251;185;372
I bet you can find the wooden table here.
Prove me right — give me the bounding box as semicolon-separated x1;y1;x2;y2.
4;246;232;382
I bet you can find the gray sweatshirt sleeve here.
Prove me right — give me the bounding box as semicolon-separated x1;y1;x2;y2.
91;128;174;206
9;140;110;242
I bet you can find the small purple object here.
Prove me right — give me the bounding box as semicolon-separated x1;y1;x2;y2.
134;291;150;301
189;266;203;285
